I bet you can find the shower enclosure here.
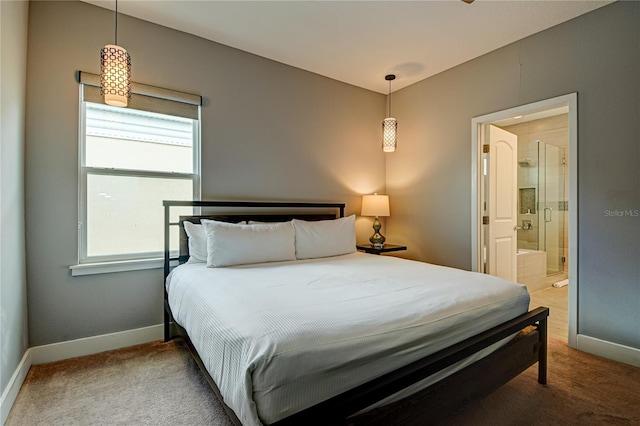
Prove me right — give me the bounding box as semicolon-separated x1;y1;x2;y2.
518;140;567;276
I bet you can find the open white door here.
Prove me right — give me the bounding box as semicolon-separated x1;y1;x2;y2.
486;125;518;282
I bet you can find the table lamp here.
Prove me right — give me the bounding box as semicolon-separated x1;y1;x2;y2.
361;193;390;248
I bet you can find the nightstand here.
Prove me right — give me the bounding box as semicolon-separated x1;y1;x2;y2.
356;244;407;255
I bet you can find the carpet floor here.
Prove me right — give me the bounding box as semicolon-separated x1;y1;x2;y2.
6;338;640;425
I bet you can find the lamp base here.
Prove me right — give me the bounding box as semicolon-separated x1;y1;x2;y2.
369;216;386;248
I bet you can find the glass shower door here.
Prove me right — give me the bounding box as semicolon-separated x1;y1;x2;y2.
538;142;566;275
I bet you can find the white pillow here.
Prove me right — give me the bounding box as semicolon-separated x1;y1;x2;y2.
183;221;207;263
292;215;356;259
201;219;296;267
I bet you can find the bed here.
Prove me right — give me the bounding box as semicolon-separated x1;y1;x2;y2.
163;200;549;426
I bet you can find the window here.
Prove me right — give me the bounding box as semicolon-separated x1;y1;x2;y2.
77;76;200;267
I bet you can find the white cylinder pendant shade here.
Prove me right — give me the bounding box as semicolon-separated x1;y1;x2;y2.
100;44;131;107
382;117;397;152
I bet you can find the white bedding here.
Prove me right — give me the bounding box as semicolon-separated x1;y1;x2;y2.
166;252;530;426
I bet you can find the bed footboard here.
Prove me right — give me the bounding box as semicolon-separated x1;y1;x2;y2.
273;306;549;426
350;327;543;425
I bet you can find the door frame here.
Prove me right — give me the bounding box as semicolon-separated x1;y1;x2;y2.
470;93;578;348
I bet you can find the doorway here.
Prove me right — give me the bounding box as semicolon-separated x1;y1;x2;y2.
471;93;578;348
502;117;568;282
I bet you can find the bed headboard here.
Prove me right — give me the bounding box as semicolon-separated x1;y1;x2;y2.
163;200;346;277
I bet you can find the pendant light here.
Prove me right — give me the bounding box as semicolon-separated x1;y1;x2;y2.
100;0;131;107
382;74;397;152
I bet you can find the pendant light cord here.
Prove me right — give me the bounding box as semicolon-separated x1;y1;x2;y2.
385;74;395;117
114;0;118;45
387;79;392;117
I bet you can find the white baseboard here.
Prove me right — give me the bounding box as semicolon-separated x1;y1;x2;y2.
30;324;164;365
1;349;32;426
1;324;164;424
577;334;640;368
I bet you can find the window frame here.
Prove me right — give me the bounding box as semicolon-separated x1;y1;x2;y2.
77;85;201;267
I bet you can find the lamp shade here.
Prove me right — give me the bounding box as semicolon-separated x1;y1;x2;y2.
100;44;131;107
361;194;390;217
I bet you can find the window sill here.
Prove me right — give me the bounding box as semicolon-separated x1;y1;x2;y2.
70;258;164;276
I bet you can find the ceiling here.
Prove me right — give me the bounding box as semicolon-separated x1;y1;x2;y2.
82;0;613;94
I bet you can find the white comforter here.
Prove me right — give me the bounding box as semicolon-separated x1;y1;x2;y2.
166;252;529;425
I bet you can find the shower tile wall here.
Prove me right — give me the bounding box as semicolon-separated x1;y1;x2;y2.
502;114;569;276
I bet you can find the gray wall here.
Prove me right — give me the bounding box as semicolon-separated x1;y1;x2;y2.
23;0;639;352
387;1;639;349
25;1;385;346
0;0;29;395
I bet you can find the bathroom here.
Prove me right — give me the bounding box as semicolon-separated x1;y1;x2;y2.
503;113;569;293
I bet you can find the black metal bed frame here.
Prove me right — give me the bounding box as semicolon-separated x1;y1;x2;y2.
162;200;549;425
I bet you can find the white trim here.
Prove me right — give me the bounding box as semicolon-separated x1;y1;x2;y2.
30;324;163;365
77;95;200;266
1;325;163;423
577;334;640;368
566;94;578;349
70;257;163;276
1;349;32;425
470;117;481;272
471;93;578;347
